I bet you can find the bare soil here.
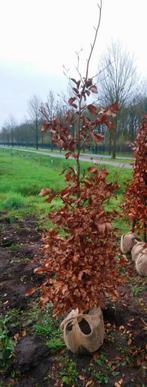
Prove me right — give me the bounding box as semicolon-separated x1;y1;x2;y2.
0;212;146;386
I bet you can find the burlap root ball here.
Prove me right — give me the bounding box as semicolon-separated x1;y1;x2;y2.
131;242;146;262
120;232;137;254
60;307;105;353
135;248;147;276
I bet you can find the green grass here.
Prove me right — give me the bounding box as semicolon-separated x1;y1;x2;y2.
0;314;16;368
0;148;69;220
33;303;66;351
132;284;147;297
0;149;66;194
59;357;78;385
0;148;132;232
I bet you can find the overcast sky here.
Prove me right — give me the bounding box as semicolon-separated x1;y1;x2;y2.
0;0;147;128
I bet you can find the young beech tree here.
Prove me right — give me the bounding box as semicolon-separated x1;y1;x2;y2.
123;115;147;241
30;1;125;316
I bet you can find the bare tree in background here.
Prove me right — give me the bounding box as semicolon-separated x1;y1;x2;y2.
40;91;56;121
40;91;67;150
28;95;41;149
97;41;137;158
4;115;17;144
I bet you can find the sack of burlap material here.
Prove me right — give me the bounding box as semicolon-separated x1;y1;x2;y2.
60;307;105;353
131;242;145;262
135;247;147;276
120;232;136;254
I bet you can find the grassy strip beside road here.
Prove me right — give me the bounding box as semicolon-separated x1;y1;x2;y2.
0;145;133;165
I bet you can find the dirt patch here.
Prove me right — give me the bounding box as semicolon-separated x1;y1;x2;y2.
0;212;146;386
0;214;41;313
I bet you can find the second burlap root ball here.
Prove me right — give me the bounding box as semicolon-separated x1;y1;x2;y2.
120;233;147;276
131;242;147;276
120;232;137;254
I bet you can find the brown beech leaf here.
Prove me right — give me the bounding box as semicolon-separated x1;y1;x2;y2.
73;153;78;159
90;85;98;93
65;152;71;159
103;102;119;116
90;131;104;143
86;381;93;387
25;287;36;296
105;119;114;130
85;78;93;87
41;122;50;131
34;267;46;275
68;97;78;109
114;379;124;387
87;166;98;173
87;104;97;115
39;188;52;197
78;269;91;280
97;223;106;233
70;78;77;85
76;80;81;89
85;90;91;96
73;87;80;95
110;102;119;113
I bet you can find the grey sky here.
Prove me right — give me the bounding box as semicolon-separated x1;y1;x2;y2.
0;61;66;125
0;0;147;128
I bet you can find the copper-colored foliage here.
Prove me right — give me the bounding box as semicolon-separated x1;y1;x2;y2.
35;169;125;316
123;115;147;237
87;104;97;115
34;77;124;315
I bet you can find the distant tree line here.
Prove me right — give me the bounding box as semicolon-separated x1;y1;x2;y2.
0;91;67;150
0;42;147;157
0;91;146;155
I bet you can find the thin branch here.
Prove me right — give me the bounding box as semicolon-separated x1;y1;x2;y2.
85;0;102;82
75;49;83;81
92;60;112;81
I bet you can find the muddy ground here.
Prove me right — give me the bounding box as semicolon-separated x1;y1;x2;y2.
0;212;146;386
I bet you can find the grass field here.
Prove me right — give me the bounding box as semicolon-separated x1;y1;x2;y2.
0;147;132;232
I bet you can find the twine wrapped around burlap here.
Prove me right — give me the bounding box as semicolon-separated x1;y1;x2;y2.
120;232;137;254
131;242;145;262
135;248;147;276
60;307;105;353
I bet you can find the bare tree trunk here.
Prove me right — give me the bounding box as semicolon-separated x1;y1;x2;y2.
35;119;38;150
112;117;117;159
41;133;43;145
108;131;112;155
